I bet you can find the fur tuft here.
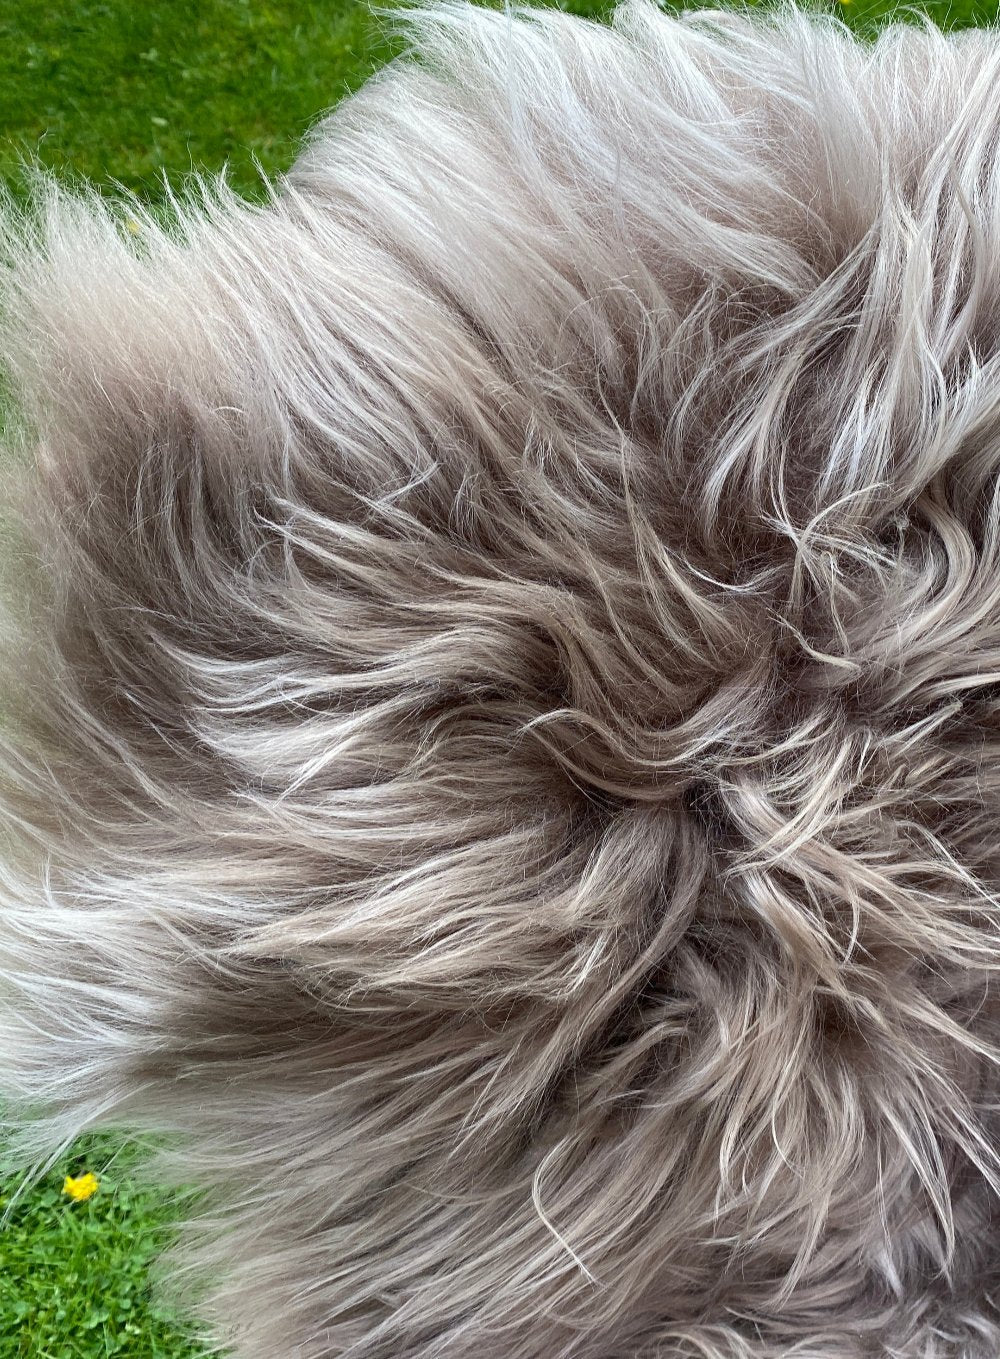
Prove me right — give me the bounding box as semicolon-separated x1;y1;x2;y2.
3;1;1000;1354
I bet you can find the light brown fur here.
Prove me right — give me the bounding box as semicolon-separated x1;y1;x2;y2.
3;2;1000;1354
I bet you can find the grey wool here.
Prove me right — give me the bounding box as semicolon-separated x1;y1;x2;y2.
2;1;1000;1355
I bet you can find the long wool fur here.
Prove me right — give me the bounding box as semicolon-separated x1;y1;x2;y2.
3;0;1000;1354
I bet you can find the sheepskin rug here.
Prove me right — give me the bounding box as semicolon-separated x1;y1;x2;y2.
3;0;1000;1354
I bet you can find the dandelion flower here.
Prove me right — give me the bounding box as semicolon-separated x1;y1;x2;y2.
62;1172;99;1202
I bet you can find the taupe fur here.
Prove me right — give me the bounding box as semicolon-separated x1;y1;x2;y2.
3;1;1000;1354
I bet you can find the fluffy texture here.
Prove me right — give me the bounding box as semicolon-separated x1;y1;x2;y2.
3;1;1000;1354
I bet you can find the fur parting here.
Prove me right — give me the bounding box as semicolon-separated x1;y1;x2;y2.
3;0;1000;1354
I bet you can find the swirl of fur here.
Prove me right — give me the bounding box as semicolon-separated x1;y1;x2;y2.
3;1;1000;1354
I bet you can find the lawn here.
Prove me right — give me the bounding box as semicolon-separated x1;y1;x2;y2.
1;0;999;1355
0;1134;206;1358
0;0;995;202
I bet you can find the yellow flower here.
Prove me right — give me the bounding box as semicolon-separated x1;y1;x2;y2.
62;1172;99;1202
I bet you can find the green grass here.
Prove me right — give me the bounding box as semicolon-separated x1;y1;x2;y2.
0;1132;205;1357
2;0;1000;1354
0;0;394;202
0;0;613;205
0;0;995;203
